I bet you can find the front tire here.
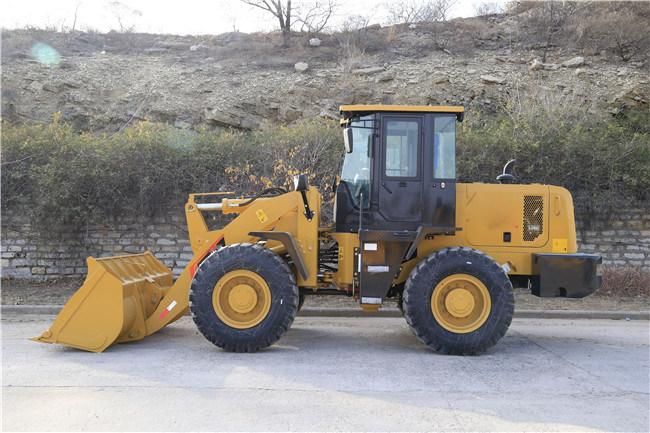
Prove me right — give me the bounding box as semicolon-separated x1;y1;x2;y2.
189;243;299;352
403;247;514;355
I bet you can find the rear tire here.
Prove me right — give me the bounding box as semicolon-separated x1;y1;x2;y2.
190;243;299;352
403;247;514;355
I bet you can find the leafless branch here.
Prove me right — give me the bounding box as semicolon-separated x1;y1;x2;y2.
387;0;457;24
295;0;337;34
239;0;293;45
71;2;80;33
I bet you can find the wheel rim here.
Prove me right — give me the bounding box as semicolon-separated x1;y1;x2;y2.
431;273;491;334
212;270;271;329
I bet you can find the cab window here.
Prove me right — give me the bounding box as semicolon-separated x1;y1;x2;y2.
385;120;419;177
433;115;456;179
340;116;373;208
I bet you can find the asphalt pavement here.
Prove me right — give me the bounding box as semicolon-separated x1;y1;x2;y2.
2;314;649;432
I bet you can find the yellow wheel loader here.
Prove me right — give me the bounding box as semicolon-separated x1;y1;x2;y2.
34;105;602;354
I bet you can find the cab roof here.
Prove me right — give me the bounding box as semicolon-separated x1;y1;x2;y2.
340;104;464;114
339;104;464;121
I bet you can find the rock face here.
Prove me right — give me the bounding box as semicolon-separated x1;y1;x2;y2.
203;107;262;129
376;72;395;82
1;25;646;132
480;74;506;85
351;66;385;76
562;56;585;68
432;74;449;84
529;59;544;70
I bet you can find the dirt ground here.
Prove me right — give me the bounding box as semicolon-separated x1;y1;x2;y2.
1;278;648;312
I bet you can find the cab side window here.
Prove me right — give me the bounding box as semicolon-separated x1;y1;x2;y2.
385;120;419;177
433;115;456;179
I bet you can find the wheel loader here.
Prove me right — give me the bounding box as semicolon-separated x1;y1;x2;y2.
34;105;602;354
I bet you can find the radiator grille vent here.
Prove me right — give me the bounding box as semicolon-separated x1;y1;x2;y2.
523;195;544;241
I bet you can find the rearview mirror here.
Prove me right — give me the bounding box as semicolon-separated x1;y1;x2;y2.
343;127;353;153
293;174;308;192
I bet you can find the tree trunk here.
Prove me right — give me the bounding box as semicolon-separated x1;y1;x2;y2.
282;0;291;47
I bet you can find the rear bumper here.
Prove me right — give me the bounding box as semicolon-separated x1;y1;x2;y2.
531;253;602;298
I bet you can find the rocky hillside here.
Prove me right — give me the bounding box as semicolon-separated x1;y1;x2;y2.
2;7;648;132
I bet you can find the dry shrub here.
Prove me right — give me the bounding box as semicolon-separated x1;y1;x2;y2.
1;116;341;228
599;266;650;298
508;1;649;62
385;26;398;44
458;96;650;215
578;4;650;62
336;15;371;71
3;106;648;228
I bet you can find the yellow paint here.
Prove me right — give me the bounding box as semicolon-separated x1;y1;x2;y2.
35;174;581;349
35;188;322;352
32;252;172;352
463;184;549;248
186;188;320;288
212;270;271;329
256;209;268;224
361;304;381;312
552;238;568;253
340;104;464;114
330;232;359;287
430;274;491;333
392;183;577;286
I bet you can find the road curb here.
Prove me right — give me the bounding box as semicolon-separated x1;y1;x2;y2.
2;304;648;320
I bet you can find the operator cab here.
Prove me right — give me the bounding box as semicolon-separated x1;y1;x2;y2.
335;105;464;235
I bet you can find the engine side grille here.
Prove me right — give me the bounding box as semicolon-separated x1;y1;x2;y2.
523;195;544;241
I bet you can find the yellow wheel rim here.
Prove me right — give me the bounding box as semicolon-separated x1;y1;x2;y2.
431;274;491;334
212;270;271;329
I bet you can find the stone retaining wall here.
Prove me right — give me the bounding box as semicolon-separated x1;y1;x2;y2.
1;210;192;279
2;207;649;280
575;208;650;269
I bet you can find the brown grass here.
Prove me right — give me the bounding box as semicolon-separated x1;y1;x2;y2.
599;266;650;298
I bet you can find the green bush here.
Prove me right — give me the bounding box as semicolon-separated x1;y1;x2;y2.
2;109;648;228
458;109;650;213
1;116;342;227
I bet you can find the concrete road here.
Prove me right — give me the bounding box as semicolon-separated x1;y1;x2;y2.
2;314;649;432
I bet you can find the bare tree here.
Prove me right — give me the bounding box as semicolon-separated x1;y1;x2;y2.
474;1;502;17
387;0;457;24
295;0;337;34
70;2;81;33
239;0;292;46
109;1;142;33
523;1;578;62
427;0;457;22
583;5;649;62
387;0;427;24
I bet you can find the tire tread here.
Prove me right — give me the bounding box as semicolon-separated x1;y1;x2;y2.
403;247;514;355
189;243;298;352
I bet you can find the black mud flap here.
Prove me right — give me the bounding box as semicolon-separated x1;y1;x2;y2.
531;253;602;298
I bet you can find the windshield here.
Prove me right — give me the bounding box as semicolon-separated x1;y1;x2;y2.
340;116;373;208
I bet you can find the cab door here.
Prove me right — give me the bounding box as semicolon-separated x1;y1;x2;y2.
422;114;456;230
378;116;423;223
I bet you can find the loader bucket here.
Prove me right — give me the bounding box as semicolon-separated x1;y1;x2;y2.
32;251;173;352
